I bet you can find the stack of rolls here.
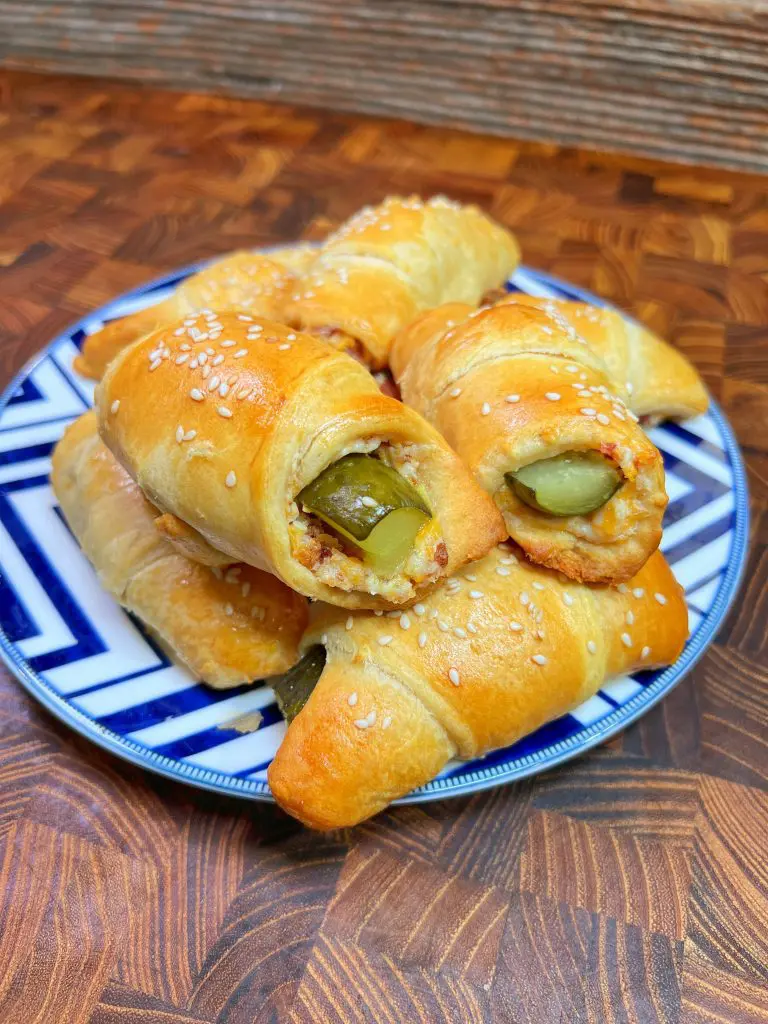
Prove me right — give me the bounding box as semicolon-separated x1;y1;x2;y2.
51;193;705;828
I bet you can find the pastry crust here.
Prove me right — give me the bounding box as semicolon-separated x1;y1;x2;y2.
391;301;668;584
285;195;521;368
51;411;308;688
74;247;309;381
97;313;505;609
268;546;688;828
497;294;709;420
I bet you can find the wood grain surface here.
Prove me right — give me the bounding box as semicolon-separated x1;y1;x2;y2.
1;1;768;173
0;69;767;1023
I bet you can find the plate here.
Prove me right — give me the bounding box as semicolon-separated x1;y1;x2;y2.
0;260;749;804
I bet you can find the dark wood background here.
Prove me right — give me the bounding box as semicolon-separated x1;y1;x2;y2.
1;69;767;1023
1;1;768;172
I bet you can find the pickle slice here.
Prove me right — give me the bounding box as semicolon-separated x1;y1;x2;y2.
506;451;623;517
297;453;432;574
270;645;327;723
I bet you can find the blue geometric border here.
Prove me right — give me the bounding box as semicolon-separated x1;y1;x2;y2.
0;262;750;806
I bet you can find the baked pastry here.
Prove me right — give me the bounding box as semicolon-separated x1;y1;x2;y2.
496;294;708;420
285;195;521;368
74;246;315;381
97;312;505;609
390;301;668;584
51;412;308;688
268;546;687;828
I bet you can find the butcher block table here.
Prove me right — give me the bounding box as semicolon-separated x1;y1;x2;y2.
0;70;766;1024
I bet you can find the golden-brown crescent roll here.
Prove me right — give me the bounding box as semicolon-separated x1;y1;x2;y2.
97;313;505;609
268;546;688;828
496;294;708;420
51;412;308;688
74;247;310;381
285;195;521;368
390;301;668;584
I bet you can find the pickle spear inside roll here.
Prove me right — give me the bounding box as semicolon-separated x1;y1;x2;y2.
297;454;432;576
506;451;623;517
271;645;326;723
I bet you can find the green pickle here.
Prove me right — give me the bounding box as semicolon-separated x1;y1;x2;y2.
270;646;327;723
298;453;432;576
506;451;623;517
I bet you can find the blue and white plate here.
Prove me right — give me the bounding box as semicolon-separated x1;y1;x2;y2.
0;259;748;803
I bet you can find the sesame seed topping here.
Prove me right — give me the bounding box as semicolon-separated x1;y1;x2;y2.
225;470;237;488
505;394;520;403
399;614;411;630
481;402;491;416
449;668;461;686
626;610;635;625
418;632;427;648
545;392;561;401
237;314;252;322
346;616;353;630
465;574;477;581
654;592;667;605
532;582;545;591
580;408;597;417
430;609;439;619
190;388;204;401
587;640;597;654
633;587;645;599
224;603;234;616
212;354;224;366
233;349;248;358
413;604;425;616
219;383;229;398
596;413;610;426
221;340;236;348
278;343;291;351
183;429;196;441
532;654;548;665
175;353;189;365
565;365;578;373
175;425;184;443
198;352;208;365
241;582;250;597
208;375;221;391
467;622;478;634
510;620;523;631
617;584;629;594
520;592;530;606
563;593;574;606
621;633;632;648
174;327;185;336
496;566;510;576
217;406;233;418
438;620;449;632
189;359;199;369
354;718;369;730
449;387;462;398
149;358;162;372
641;646;651;659
110;399;120;414
360;496;378;508
378;635;393;646
201;366;210;379
469;590;484;599
454;627;467;638
348;691;358;706
382;716;392;729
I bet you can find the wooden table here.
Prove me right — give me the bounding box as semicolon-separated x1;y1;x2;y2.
0;70;766;1024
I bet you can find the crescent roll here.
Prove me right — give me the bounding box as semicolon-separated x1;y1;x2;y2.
390;301;668;585
285;195;521;368
268;546;688;828
497;294;708;420
97;312;505;610
51;412;308;688
74;246;314;381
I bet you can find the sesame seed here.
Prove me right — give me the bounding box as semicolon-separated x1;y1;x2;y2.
218;406;233;418
532;654;548;665
469;590;484;599
354;718;369;730
505;394;520;403
467;622;478;634
510;621;523;631
219;383;229;398
465;574;477;581
279;343;291;351
496;566;510;576
520;592;530;606
224;603;234;616
654;592;667;605
237;314;253;322
378;635;393;646
180;343;191;351
174;327;185;336
225;567;241;582
613;410;626;421
211;566;222;580
633;587;645;599
617;584;629;594
621;633;632;648
596;413;610;426
587;640;597;654
212;354;224;366
413;604;425;616
545;392;561;401
360;496;378;508
565;365;578;373
481;402;491;416
221;340;236;348
348;691;358;706
208;375;221;391
286;333;296;341
382;716;392;729
321;633;328;644
449;668;461;686
183;429;196;441
175;353;189;365
430;610;439;619
149;358;162;372
189;359;199;369
641;646;650;659
454;627;467;638
233;349;248;358
190;389;204;401
201;366;210;379
438;620;449;632
549;365;559;373
225;470;237;488
580;408;597;417
536;629;545;640
449;387;462;398
241;582;251;597
198;352;208;365
110;399;120;414
532;582;545;591
563;593;574;606
418;632;427;648
626;610;635;625
175;425;184;443
399;614;411;630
